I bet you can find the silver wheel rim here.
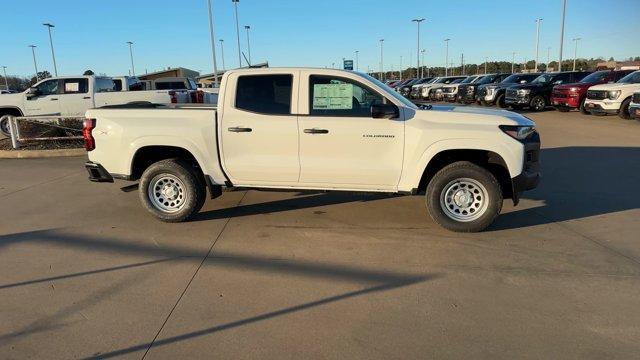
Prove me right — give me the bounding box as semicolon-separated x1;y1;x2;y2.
439;178;489;222
533;98;545;110
0;117;9;135
148;174;187;213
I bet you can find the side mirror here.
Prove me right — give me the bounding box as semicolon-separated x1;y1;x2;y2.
25;87;40;99
520;80;527;84
371;103;399;119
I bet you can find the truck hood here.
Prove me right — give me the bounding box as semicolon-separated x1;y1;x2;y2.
416;105;535;127
508;83;546;91
554;82;592;90
588;83;640;91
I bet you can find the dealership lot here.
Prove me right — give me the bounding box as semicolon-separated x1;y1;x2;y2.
1;109;639;359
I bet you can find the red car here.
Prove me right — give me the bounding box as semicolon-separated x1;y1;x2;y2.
551;69;634;113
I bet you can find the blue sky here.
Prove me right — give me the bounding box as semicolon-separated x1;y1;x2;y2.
1;0;639;78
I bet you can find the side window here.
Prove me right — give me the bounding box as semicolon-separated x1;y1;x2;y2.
235;74;293;115
113;79;123;91
614;72;629;81
95;78;116;93
63;78;88;94
553;73;572;84
35;79;59;95
309;75;383;117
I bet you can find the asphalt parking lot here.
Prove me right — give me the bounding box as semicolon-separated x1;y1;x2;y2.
1;108;639;359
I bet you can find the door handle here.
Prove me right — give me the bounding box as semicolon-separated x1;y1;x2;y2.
83;96;91;99
228;127;252;133
304;128;329;134
50;98;58;101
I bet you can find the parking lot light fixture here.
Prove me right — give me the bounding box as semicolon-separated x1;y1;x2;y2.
244;25;252;65
444;38;450;76
28;45;39;80
558;0;567;71
126;41;135;76
535;18;543;72
206;0;219;87
232;0;242;67
43;23;58;76
412;18;425;80
572;37;581;71
219;39;226;70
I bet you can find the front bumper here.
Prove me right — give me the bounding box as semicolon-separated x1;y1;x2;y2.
85;161;114;183
584;99;621;114
551;96;579;108
505;95;530;105
511;132;541;205
444;93;457;101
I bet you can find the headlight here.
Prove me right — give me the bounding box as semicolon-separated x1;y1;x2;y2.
517;89;531;96
499;125;536;141
467;86;475;93
486;87;495;95
607;90;621;100
569;87;579;92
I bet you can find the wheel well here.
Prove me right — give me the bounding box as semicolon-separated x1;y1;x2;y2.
0;107;23;117
417;149;512;198
131;146;202;181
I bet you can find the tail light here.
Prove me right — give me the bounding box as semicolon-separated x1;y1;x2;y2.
82;118;96;151
169;90;177;104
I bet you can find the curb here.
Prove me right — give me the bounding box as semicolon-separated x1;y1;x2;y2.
0;148;87;159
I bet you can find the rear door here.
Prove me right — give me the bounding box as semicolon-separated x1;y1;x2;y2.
58;78;93;116
220;71;300;184
297;71;405;189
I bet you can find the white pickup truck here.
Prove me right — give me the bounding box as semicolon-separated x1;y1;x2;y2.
0;75;192;136
83;68;540;232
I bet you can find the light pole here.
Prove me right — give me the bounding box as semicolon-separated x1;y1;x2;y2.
28;45;39;79
484;57;488;74
355;50;359;71
43;23;58;76
558;0;567;71
244;25;252;65
412;18;425;80
206;0;219;87
1;66;8;90
572;37;581;71
126;41;135;76
399;55;403;80
232;0;242;67
219;39;226;70
547;46;551;71
535;18;543;72
421;49;426;78
444;38;450;76
379;39;384;81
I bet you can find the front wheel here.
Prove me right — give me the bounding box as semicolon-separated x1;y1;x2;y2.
579;98;590;115
0;115;12;137
139;159;206;222
425;162;502;232
529;95;546;111
618;98;632;120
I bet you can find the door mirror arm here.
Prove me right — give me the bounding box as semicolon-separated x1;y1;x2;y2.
371;103;399;119
25;87;40;99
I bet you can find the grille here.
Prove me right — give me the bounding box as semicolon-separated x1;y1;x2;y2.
477;87;487;97
633;92;640;103
506;89;518;99
587;90;606;100
442;87;455;94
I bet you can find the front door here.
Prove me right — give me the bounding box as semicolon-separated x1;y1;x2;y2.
23;79;61;116
298;73;404;188
220;72;300;184
58;78;93;116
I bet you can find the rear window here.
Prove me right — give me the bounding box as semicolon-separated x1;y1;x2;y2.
235;74;293;115
63;78;89;94
155;81;188;90
95;78;116;93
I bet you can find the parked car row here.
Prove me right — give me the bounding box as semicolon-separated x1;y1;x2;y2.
388;69;640;120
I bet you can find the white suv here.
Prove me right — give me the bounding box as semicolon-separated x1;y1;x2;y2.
584;70;640;119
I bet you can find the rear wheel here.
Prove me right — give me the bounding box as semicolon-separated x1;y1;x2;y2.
529;95;546;111
139;159;206;222
618;98;632;120
425;161;502;232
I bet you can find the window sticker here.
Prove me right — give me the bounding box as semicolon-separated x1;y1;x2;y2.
65;82;80;92
313;83;353;110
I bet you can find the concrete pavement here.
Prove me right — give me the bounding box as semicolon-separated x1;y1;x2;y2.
1;110;639;359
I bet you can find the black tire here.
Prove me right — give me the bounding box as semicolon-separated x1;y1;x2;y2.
139;159;206;222
529;95;546;112
618;98;632;120
425;161;503;233
496;94;506;109
0;115;12;137
579;98;589;115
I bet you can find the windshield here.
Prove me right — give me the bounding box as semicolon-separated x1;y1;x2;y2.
617;71;640;84
476;75;497;85
580;71;609;83
461;76;477;84
359;72;418;109
501;74;522;84
532;74;555;84
451;78;465;84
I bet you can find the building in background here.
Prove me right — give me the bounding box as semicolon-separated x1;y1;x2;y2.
197;62;269;87
138;67;200;81
596;61;640;71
